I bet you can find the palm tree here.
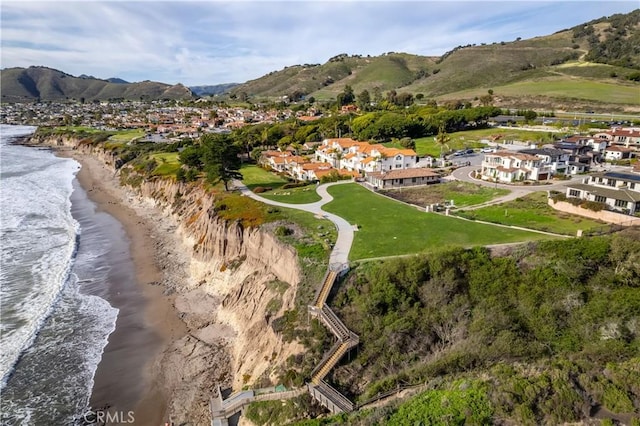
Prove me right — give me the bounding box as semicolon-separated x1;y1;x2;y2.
435;123;451;167
375;152;388;172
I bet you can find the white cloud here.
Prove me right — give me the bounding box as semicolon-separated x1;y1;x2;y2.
1;1;638;85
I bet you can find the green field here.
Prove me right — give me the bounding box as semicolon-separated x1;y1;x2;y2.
150;152;180;176
240;164;289;190
456;192;606;235
108;129;145;143
498;78;640;105
322;184;552;260
240;165;322;203
56;126;104;133
260;186;321;204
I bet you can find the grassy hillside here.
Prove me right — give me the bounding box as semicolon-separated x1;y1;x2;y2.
311;53;437;100
0;66;194;102
228;10;640;108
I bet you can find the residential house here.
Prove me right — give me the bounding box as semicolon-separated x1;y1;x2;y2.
367;168;440;189
553;141;596;165
481;151;551;183
519;148;571;175
565;171;640;215
607;128;640;150
316;138;417;174
603;146;635;161
290;162;334;181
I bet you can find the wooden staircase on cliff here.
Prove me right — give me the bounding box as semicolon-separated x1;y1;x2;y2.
306;265;359;414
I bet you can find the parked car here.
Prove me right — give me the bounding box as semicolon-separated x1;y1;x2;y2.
480;147;495;153
465;149;474;154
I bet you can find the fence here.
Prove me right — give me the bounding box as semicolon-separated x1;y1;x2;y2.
548;199;640;227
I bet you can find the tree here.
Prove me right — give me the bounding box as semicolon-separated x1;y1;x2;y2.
357;89;371;111
399;137;416;150
435;123;451;164
178;144;204;170
479;94;493;106
337;85;355;106
201;134;242;191
372;87;383;104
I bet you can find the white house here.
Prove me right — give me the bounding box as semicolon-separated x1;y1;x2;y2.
481;151;551;183
519;148;571;175
565;171;640;215
316;138;417;174
604;146;634;161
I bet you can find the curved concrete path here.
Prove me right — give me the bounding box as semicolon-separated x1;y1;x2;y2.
231;180;354;266
449;165;584;210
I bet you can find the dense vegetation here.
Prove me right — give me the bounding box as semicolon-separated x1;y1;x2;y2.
575;9;640;69
312;229;640;425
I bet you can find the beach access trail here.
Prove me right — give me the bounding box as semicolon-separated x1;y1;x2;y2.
232;180;354;265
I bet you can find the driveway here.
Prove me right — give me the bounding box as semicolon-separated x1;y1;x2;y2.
449;165;584;209
231;180;354;266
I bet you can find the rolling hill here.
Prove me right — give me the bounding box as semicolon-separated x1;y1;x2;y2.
2;10;638;108
0;66;194;102
229;9;640;108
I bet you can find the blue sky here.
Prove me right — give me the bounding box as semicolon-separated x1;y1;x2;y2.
1;1;638;86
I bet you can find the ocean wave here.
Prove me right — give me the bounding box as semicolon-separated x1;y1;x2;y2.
0;127;82;388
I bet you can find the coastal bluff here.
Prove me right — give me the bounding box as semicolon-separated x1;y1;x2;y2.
28;133;306;424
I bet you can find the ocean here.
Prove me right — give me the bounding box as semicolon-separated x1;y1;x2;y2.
0;125;119;424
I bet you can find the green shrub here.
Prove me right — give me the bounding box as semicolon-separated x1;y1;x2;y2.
580;200;605;211
275;226;294;237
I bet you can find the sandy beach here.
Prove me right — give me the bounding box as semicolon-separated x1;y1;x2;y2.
56;147;188;425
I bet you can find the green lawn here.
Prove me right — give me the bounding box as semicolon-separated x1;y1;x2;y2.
108;129;146;143
56;126;104;133
496;78;640;105
260;186;321;204
240;164;289;190
456;192;605;235
437;76;640;106
150;152;180;176
322;184;552;260
240;165;321;203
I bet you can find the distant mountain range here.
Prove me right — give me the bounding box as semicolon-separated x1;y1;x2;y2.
0;67;194;102
1;9;638;106
189;83;239;96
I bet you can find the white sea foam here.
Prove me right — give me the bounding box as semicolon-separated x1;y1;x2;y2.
0;127;81;387
1;125;119;423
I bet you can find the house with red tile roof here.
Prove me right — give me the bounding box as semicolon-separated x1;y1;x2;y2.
316;138;417;173
604;145;635;161
608;128;640;150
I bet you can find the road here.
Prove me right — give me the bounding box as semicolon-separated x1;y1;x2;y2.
449;165;583;209
231;180;354;266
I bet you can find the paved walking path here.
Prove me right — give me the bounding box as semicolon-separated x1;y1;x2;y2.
231;180;354;265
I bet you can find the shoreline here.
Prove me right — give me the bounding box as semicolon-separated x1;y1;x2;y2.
55;147;188;424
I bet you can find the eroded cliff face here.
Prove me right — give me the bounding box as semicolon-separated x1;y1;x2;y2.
30;135;306;423
137;177;304;388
